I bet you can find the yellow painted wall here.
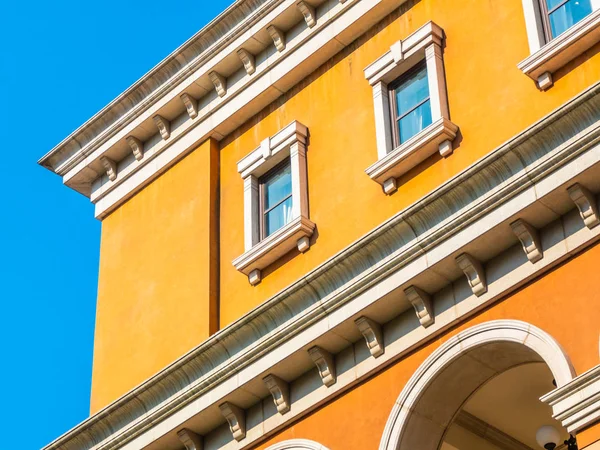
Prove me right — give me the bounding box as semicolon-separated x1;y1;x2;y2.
218;0;600;329
91;139;219;413
253;240;600;450
91;0;600;412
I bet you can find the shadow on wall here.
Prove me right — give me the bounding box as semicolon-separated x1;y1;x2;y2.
549;39;600;88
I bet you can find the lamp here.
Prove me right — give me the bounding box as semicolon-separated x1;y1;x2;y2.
536;425;560;450
536;426;579;450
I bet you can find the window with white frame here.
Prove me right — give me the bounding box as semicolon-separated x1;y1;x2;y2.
363;21;458;195
518;0;600;89
389;61;433;147
233;121;315;285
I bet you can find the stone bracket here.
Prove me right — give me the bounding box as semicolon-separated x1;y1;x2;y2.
510;218;543;263
404;285;434;327
209;71;227;97
297;1;316;28
180;93;199;119
177;428;203;450
219;402;246;441
263;374;291;414
267;25;286;52
568;183;600;229
152;115;171;140
383;178;397;195
100;156;117;181
126;136;144;161
355;316;384;357
308;346;336;387
456;253;487;297
297;236;310;253
248;269;261;286
237;48;256;75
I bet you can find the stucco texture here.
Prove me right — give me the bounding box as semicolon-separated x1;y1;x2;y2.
253;241;600;450
91;0;600;412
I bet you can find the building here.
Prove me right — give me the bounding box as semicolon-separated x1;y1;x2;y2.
39;0;600;449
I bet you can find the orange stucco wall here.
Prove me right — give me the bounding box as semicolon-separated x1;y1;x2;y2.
253;241;600;450
91;139;219;413
218;0;600;329
90;0;600;413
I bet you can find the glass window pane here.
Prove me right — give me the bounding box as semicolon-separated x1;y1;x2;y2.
548;0;592;37
264;163;292;210
395;65;430;118
398;99;432;143
265;196;293;237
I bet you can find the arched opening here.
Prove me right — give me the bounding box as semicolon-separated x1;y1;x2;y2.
380;320;576;450
265;439;330;450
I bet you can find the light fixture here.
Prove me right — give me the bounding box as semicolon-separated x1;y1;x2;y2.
536;425;560;450
536;426;579;450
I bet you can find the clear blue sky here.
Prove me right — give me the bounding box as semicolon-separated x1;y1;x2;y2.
0;2;231;448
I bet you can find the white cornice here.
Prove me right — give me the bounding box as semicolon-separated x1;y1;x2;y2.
39;0;284;172
542;365;600;433
39;0;385;217
41;83;600;450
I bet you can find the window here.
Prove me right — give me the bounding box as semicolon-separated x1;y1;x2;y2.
390;63;433;147
260;160;293;239
540;0;598;39
519;0;600;89
234;121;315;285
364;22;458;195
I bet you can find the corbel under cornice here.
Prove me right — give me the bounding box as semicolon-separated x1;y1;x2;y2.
41;84;600;450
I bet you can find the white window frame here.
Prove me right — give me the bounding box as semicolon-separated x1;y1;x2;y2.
518;0;600;89
233;121;315;285
363;21;458;195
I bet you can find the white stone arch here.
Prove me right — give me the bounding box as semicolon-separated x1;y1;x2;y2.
265;439;330;450
379;320;575;450
266;439;329;450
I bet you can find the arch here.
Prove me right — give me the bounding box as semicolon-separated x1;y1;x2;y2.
265;439;330;450
379;320;575;450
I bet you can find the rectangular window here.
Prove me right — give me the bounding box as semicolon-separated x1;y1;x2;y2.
540;0;599;39
260;160;293;239
389;62;432;148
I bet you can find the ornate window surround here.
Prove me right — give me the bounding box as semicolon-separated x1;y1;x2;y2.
363;21;458;195
233;121;315;285
518;0;600;89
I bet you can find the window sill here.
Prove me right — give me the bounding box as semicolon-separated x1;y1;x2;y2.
365;117;459;194
232;215;316;285
518;9;600;90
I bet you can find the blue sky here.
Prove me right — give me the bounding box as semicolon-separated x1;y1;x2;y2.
0;1;232;448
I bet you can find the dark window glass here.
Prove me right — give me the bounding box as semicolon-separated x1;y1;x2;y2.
545;0;593;38
260;161;293;238
391;63;432;146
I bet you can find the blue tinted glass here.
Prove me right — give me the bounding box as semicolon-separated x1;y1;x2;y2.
398;99;432;143
265;196;293;236
395;65;429;118
264;163;292;210
548;0;593;37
